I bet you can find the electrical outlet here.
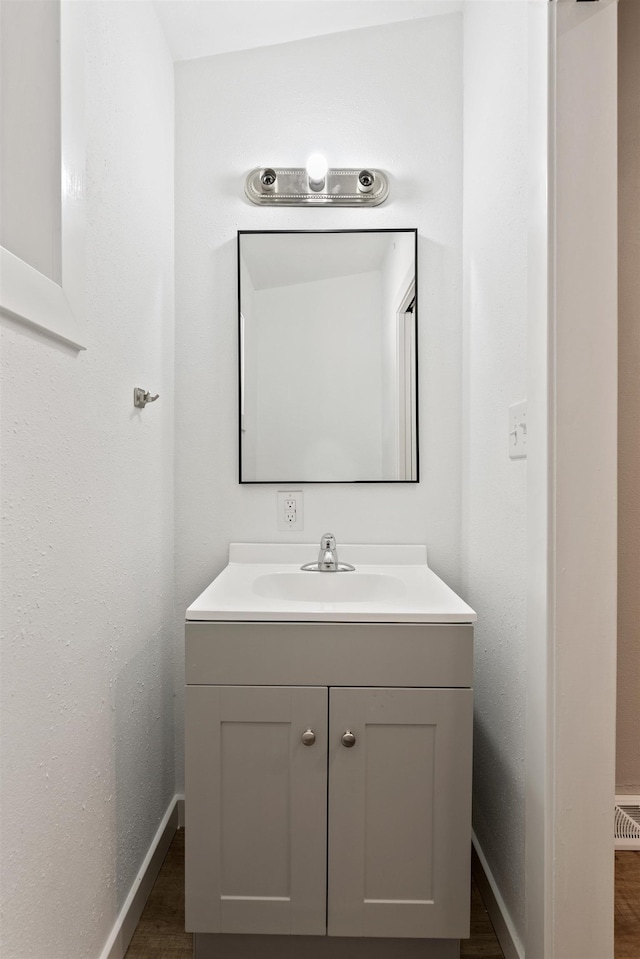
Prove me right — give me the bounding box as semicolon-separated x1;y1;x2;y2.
509;401;527;459
277;490;304;531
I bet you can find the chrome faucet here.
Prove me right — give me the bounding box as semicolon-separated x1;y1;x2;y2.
301;533;355;572
318;533;339;571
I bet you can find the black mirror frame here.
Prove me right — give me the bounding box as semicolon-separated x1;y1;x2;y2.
237;228;419;485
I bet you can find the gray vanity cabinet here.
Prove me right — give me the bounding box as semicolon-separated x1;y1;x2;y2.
185;621;474;953
185;684;328;936
328;686;473;940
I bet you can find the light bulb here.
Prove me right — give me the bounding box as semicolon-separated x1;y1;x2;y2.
306;153;328;180
306;153;328;191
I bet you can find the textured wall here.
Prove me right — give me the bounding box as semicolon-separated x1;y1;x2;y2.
0;4;175;958
461;4;529;948
617;0;640;793
174;14;464;787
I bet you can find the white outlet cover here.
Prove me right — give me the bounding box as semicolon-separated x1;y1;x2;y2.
277;490;304;531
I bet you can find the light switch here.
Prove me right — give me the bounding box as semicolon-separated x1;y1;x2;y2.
509;401;527;459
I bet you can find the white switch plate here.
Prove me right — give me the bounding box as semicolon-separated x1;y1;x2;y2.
277;490;304;531
509;401;527;459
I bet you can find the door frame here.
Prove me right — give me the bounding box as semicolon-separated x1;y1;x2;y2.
526;2;618;956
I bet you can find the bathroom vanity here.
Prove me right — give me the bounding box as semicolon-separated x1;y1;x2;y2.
185;544;476;959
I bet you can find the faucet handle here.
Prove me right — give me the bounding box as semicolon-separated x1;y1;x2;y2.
318;533;338;571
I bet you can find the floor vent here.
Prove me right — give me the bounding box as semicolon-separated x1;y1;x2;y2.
615;797;640;849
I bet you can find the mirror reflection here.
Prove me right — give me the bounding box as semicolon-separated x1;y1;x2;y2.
238;229;418;483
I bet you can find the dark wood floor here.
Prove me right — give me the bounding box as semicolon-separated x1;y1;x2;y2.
125;829;504;958
615;850;640;959
125;832;640;959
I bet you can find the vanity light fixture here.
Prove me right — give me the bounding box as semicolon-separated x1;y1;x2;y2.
244;162;389;206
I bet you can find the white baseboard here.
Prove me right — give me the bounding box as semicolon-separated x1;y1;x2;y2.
99;793;185;959
471;832;524;959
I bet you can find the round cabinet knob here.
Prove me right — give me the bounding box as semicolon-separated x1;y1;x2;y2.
341;730;356;748
301;729;316;746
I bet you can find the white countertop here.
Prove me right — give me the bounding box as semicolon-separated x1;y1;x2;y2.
186;544;477;624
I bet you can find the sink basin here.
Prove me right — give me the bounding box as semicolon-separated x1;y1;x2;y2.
252;571;406;604
186;544;476;624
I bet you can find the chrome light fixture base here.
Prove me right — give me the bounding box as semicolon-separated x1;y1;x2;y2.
245;168;389;206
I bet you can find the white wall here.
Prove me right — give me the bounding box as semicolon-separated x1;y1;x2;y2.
461;4;529;951
0;4;175;958
462;6;618;956
174;15;464;786
524;6;552;955
617;0;640;794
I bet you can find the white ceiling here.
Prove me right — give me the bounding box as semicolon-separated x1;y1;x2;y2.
153;0;462;62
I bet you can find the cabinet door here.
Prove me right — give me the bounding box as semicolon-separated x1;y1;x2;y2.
328;687;472;939
186;685;328;936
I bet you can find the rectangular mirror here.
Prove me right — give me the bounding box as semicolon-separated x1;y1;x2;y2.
238;229;418;483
